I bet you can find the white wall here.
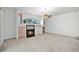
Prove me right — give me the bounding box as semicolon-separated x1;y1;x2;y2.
47;11;79;37
0;8;1;45
3;8;17;40
23;12;38;19
0;8;4;46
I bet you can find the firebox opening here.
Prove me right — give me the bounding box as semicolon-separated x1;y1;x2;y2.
26;25;35;38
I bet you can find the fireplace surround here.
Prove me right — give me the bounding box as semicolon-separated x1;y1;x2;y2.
26;25;35;37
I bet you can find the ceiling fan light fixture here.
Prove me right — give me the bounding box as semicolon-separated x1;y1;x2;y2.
44;14;48;17
39;7;53;12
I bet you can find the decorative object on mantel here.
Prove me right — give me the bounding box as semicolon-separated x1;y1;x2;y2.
23;18;40;24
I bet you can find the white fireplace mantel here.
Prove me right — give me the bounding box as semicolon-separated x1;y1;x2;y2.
17;24;44;39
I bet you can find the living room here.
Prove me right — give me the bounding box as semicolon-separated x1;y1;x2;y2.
0;7;79;52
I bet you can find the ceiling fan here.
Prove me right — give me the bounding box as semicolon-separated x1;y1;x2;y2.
43;13;52;18
42;8;53;19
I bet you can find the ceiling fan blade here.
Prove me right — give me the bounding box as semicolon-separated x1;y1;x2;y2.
48;15;52;18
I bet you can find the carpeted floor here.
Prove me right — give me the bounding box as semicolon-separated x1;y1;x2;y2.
1;33;79;52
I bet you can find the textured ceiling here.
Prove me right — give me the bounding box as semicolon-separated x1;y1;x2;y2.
21;7;79;16
7;7;79;16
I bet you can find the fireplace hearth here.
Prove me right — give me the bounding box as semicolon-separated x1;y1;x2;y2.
26;25;35;37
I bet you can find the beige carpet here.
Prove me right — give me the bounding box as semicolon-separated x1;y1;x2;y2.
1;33;79;52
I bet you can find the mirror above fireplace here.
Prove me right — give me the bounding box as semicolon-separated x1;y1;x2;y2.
23;18;43;25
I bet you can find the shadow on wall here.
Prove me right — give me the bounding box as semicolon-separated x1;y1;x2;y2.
76;36;79;40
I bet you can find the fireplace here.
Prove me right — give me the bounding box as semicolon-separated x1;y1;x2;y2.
26;25;35;37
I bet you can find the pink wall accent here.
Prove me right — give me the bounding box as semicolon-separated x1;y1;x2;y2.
18;26;25;39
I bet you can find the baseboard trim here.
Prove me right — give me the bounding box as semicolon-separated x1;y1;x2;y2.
0;40;4;48
0;37;16;48
4;37;16;41
46;32;77;39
